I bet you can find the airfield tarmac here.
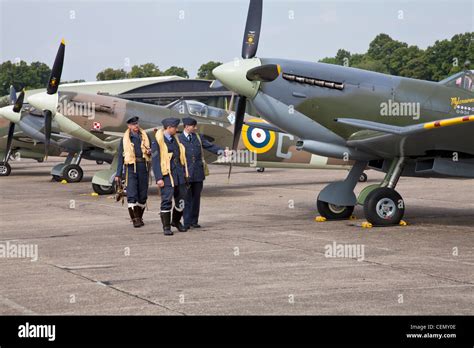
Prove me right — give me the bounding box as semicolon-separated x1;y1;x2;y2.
0;158;473;315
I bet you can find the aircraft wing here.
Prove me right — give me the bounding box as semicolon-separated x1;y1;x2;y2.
336;114;474;136
335;115;474;158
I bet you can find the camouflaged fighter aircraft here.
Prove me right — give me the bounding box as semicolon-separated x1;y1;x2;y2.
0;86;113;178
12;39;366;194
213;0;474;226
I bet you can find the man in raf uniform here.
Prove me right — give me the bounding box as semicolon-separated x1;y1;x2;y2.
152;118;189;236
115;116;152;228
179;117;224;230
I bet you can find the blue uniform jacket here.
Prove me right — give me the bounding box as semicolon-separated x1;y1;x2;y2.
116;132;151;178
151;135;187;187
178;132;223;183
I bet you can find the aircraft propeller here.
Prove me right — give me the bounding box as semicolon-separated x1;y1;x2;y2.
0;86;25;163
227;0;263;179
27;39;65;160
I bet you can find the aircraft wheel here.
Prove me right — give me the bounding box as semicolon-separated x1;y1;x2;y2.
364;187;404;226
62;164;83;183
358;173;368;183
92;183;116;195
257;167;265;173
0;162;12;176
317;196;354;220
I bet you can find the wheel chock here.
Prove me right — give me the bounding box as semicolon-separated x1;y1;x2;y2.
399;220;408;226
361;221;373;229
91;193;99;197
61;180;68;184
315;216;327;222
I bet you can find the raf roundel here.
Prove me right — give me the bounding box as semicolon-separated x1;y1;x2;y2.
242;118;276;154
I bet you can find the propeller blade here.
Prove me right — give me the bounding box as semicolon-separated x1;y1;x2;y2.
228;96;247;180
246;64;281;82
9;86;17;104
12;90;25;113
242;0;263;59
4;122;15;162
47;39;66;95
43;110;52;159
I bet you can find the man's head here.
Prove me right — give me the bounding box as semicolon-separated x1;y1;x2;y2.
127;116;140;133
162;118;181;136
182;117;198;134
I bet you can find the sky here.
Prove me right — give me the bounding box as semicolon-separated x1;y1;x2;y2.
1;0;473;82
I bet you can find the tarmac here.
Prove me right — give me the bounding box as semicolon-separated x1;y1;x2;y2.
0;158;473;315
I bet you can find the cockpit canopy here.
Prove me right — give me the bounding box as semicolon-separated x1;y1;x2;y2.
170;100;227;119
440;70;474;92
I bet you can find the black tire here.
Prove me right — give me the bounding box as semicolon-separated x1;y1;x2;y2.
0;162;12;176
52;175;62;182
257;167;265;173
317;196;355;220
92;183;116;195
96;160;104;165
359;173;368;183
364;187;405;226
62;164;83;183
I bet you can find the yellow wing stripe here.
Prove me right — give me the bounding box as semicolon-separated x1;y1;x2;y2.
424;115;474;129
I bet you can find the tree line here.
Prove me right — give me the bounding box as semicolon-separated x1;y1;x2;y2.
1;33;472;98
320;32;473;81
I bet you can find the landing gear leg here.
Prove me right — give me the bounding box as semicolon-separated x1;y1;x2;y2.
0;150;13;177
362;157;406;226
317;161;367;220
62;151;84;183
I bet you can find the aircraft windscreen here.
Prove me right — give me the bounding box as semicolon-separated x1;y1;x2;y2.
441;71;474;92
173;100;227;119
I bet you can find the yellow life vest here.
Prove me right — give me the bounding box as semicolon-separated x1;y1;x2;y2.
155;129;189;187
123;128;151;165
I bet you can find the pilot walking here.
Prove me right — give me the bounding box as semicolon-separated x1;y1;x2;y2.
152;118;189;236
115;116;152;228
179;117;224;230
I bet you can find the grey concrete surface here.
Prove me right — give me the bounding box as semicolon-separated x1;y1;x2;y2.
0;158;473;315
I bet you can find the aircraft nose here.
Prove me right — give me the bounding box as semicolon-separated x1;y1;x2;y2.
213;58;262;99
0;106;21;124
27;92;59;114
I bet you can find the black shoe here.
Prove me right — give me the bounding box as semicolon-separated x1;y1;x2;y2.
129;207;142;228
137;206;145;226
191;223;201;229
160;212;173;236
172;209;188;232
133;206;143;228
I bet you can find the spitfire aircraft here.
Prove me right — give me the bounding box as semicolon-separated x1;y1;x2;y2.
0;87;112;178
213;0;474;226
1;40;367;194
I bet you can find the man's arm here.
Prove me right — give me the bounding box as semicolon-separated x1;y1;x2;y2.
151;141;164;182
201;137;223;156
115;140;124;178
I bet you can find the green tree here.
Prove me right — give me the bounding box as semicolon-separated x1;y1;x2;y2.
96;68;128;81
163;66;189;78
128;63;162;78
197;61;222;80
0;60;52;96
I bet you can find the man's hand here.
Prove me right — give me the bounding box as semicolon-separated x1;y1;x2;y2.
115;176;121;184
157;179;165;188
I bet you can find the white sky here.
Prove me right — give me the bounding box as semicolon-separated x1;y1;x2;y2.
1;0;473;81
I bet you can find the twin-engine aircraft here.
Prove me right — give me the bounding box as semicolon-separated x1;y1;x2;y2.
213;0;474;226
